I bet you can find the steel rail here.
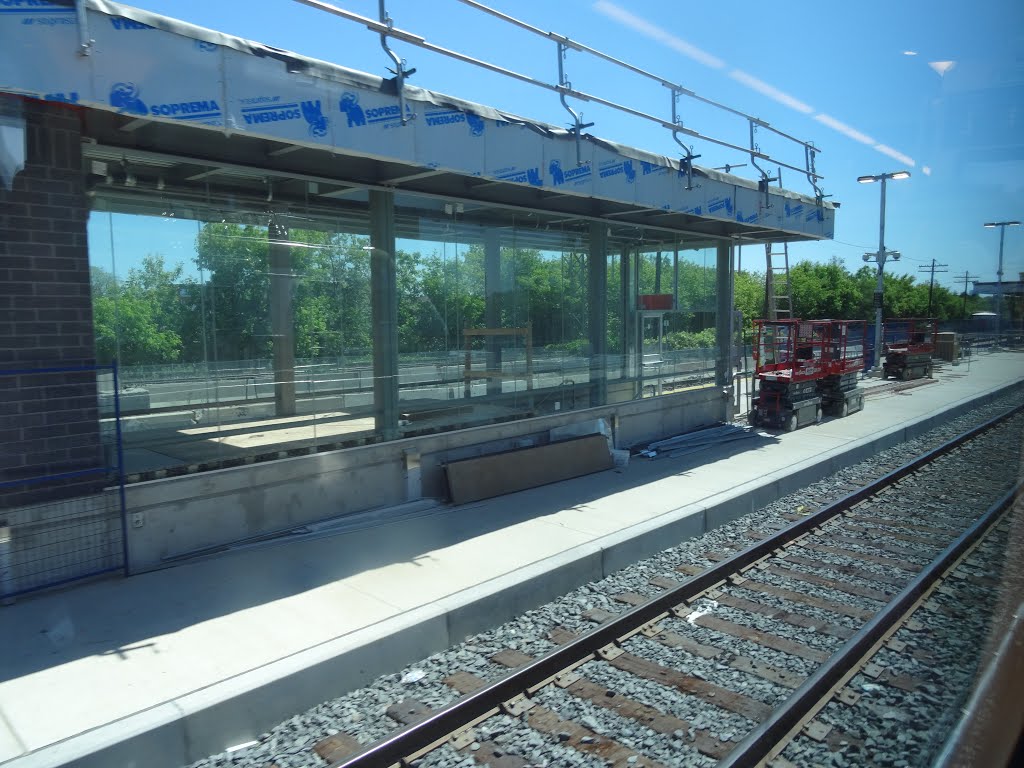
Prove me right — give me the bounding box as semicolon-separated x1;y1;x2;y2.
328;403;1023;768
932;599;1024;768
719;481;1024;767
456;0;817;151
291;0;823;181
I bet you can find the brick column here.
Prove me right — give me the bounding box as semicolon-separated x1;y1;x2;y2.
0;95;101;507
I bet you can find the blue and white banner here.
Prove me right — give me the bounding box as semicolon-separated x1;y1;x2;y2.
0;0;835;240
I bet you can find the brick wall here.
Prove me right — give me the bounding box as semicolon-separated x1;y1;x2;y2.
0;95;103;508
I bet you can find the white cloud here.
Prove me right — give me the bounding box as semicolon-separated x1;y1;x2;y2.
874;144;916;166
592;1;725;69
813;113;875;145
729;69;814;114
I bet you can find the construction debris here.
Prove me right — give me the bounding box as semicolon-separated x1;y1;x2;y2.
639;424;766;460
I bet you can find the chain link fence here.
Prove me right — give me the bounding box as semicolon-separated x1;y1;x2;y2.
0;363;126;599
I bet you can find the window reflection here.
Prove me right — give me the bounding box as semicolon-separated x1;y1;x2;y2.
87;190;719;476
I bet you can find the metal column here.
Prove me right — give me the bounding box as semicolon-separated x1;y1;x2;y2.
588;222;608;407
715;241;733;398
672;248;679;309
268;219;296;417
370;190;399;440
619;246;637;392
484;229;502;396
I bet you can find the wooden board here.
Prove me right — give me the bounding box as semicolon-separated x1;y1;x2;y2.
445;434;613;505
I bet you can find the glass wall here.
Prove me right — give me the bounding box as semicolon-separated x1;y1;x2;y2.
613;239;718;399
391;198;599;432
88;203;376;474
87;185;719;476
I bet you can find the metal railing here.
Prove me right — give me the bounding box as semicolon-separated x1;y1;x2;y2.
291;0;825;201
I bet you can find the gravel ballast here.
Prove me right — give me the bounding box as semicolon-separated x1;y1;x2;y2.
187;390;1024;768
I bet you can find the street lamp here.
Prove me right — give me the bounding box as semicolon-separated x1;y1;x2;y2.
857;170;911;374
983;220;1020;345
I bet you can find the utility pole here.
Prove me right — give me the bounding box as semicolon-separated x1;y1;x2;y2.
984;221;1021;344
858;170;910;374
958;270;980;318
918;259;948;316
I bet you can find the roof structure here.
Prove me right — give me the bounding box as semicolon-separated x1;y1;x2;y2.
1;0;836;244
972;281;1024;296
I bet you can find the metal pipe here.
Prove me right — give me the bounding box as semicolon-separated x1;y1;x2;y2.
292;0;824;186
557;42;591;167
377;0;411;124
749;120;768;182
983;221;1020;344
456;0;820;151
873;175;887;372
671;89;699;190
750;122;779;210
75;0;93;56
805;144;823;201
997;223;1006;343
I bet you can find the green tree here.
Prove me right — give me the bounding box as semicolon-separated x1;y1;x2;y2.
733;269;766;335
789;258;864;320
195;223;374;363
293;231;372;358
195;222;273;361
415;243;485;353
91;259;185;366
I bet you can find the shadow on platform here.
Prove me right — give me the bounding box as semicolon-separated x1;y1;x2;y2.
1;429;779;683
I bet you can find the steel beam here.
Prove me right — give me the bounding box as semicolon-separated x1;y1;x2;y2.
484;229;502;397
370;190;399;439
715;241;732;391
269;219;297;417
588;222;608;407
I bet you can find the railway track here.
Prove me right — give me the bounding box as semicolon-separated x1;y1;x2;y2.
187;392;1024;768
297;405;1023;768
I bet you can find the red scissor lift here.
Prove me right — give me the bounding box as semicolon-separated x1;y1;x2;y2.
750;319;826;431
882;318;937;380
818;319;866;417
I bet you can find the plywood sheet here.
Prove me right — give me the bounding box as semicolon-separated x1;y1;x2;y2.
446;434;614;505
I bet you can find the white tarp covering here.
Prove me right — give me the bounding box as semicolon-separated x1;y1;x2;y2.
0;0;835;239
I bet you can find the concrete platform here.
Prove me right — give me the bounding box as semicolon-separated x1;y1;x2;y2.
1;353;1021;768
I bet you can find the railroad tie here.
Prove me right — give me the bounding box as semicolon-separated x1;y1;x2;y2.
444;670;667;768
486;650;732;760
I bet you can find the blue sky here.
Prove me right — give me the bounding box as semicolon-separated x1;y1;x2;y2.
105;0;1023;293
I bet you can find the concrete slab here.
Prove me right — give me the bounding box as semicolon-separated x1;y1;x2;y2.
0;352;1021;768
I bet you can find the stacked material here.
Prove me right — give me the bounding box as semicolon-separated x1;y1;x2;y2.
639;423;766;459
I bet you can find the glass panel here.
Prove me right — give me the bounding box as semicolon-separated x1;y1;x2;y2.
88;184;724;475
392;202;601;433
663;245;717;393
87;201;375;476
606;249;622;394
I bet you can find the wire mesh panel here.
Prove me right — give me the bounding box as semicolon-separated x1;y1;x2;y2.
0;364;126;599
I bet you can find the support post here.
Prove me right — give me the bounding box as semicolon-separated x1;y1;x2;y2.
620;246;631;380
672;248;679;309
588;222;608;407
484;229;502;396
370;190;399;439
996;224;1006;344
873;176;888;374
268;219;296;417
715;242;733;409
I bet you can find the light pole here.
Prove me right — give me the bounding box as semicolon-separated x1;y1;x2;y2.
858;170;911;374
983;220;1020;345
